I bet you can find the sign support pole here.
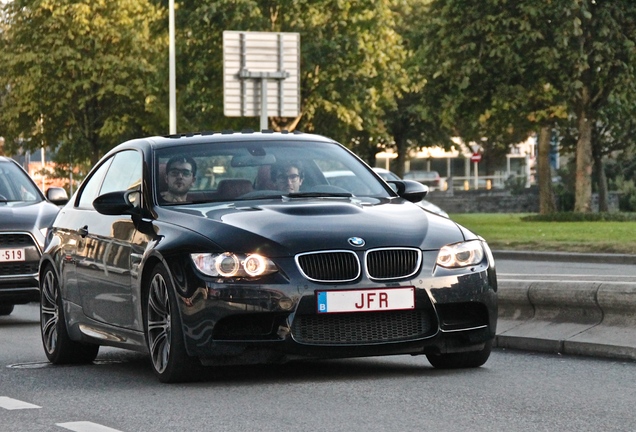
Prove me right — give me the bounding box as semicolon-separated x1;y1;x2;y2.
168;0;176;134
260;78;268;130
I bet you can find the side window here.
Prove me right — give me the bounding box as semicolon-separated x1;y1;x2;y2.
100;151;142;195
77;158;112;209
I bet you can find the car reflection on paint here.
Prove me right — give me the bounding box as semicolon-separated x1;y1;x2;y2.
39;131;497;383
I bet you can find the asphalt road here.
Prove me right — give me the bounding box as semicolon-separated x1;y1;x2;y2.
2;303;636;432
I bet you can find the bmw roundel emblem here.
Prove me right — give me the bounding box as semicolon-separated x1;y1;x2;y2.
348;237;365;247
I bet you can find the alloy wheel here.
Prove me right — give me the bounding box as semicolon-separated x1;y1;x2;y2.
40;269;60;355
147;272;172;374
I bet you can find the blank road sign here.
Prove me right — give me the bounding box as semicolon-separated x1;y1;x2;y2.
223;31;300;118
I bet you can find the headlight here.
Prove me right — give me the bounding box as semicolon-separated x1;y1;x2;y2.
436;240;485;268
190;252;278;278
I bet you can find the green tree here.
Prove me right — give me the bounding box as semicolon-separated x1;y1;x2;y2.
592;88;636;211
418;0;636;213
158;0;407;153
0;0;164;167
419;0;569;213
558;1;636;212
376;0;452;178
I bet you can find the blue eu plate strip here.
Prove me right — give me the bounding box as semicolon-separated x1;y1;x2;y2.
317;292;328;313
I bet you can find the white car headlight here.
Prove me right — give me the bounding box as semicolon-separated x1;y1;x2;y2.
190;252;278;278
436;240;485;268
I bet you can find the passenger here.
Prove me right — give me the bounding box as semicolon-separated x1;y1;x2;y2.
271;161;304;193
160;156;197;202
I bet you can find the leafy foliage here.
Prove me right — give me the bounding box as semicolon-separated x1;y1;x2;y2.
161;0;408;150
0;0;164;166
418;0;636;213
1;0;636;209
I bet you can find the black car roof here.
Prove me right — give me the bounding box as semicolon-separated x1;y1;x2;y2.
98;130;345;173
139;130;337;150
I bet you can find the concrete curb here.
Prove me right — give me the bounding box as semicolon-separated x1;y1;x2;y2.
495;280;636;361
493;250;636;265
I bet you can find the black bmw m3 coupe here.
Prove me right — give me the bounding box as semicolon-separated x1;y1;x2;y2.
39;131;497;382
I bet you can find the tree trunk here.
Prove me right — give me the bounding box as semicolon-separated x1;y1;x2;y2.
574;87;593;213
592;143;608;212
393;134;408;178
537;126;556;214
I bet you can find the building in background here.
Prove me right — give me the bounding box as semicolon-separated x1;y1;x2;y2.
11;149;68;193
375;135;539;191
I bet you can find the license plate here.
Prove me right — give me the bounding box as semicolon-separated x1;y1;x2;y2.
0;248;26;262
317;287;415;313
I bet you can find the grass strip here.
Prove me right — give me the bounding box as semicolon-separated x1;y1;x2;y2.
449;213;636;254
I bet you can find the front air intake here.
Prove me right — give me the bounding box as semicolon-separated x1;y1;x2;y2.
366;248;422;280
295;251;360;283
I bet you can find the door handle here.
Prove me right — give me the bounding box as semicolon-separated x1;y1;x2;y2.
78;225;89;238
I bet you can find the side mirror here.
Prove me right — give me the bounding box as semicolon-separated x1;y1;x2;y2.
46;187;69;206
388;180;428;203
93;190;139;216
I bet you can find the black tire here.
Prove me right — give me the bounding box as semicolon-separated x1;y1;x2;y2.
426;340;493;369
40;265;99;364
145;263;202;383
0;304;14;316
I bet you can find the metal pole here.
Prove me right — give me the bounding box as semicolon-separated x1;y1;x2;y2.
447;157;452;193
260;78;268;131
41;147;45;191
169;0;176;134
277;34;284;117
240;33;246;116
69;164;73;196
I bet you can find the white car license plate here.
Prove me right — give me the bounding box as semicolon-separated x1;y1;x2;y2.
0;248;26;262
317;287;415;313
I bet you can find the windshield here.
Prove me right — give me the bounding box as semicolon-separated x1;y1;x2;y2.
155;140;391;205
0;161;42;204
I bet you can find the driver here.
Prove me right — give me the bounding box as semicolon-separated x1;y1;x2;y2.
271;161;304;193
160;156;197;202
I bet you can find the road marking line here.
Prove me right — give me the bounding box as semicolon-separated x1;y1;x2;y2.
56;422;124;432
0;396;41;410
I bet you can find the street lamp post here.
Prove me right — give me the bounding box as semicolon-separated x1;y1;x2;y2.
169;0;176;134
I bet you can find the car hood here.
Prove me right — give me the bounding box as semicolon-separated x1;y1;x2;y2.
161;198;466;254
0;201;61;243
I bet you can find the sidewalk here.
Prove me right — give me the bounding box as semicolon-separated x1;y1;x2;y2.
492;250;636;362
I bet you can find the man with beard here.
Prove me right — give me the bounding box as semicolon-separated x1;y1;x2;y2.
160;155;197;203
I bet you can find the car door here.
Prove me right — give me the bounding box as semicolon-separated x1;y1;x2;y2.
74;150;143;328
56;159;113;306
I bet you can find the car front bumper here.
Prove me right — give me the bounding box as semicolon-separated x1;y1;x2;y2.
176;262;497;366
